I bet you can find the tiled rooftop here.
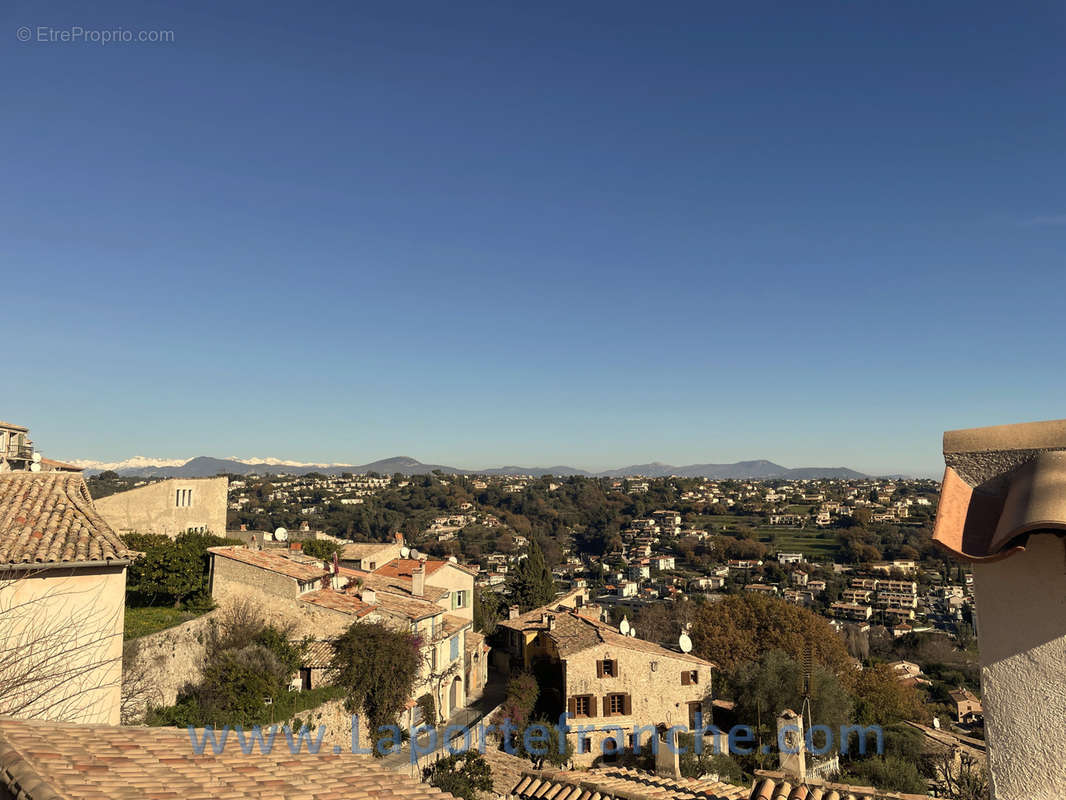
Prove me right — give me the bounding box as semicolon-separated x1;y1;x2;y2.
505;766;748;800
374;557;450;578
0;472;130;566
749;771;931;800
0;717;460;800
300;588;376;617
501;607;713;666
208;546;330;582
934;418;1066;562
339;567;449;603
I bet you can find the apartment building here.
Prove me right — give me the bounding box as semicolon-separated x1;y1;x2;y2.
0;421;34;472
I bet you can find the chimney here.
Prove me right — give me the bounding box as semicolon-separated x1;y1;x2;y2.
412;562;426;597
239;524;247;532
394;531;404;545
361;589;377;605
654;726;681;779
509;605;520;620
290;542;302;551
932;418;1066;799
776;709;806;782
546;614;556;631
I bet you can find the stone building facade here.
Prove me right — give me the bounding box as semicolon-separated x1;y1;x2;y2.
499;596;715;767
94;476;228;539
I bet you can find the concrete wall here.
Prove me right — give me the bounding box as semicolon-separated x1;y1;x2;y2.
95;477;229;539
0;565;126;725
973;533;1066;799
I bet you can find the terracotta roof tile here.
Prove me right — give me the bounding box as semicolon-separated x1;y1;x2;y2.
208;546;329;582
0;472;130;566
338;567;449;603
749;771;932;800
934;419;1066;562
501;608;713;666
505;766;747;800
299;589;376;616
0;717;461;800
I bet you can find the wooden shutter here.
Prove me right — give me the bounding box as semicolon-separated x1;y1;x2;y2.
623;694;632;716
568;697;577;716
589;695;598;717
681;670;691;685
612;659;619;677
596;660;604;678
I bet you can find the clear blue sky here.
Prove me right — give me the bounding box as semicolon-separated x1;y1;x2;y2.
3;1;1065;476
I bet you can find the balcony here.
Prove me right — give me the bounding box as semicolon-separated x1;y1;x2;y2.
4;445;33;461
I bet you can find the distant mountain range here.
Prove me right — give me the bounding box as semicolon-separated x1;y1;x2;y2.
74;455;867;480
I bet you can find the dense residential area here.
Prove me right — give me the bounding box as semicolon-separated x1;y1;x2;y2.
6;416;1042;800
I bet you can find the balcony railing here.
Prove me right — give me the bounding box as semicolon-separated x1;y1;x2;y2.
4;445;33;460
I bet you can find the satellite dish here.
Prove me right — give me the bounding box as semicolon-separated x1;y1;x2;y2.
400;546;411;558
274;527;288;542
31;452;41;463
678;632;693;653
409;549;420;560
448;556;458;564
628;629;637;638
29;462;41;473
619;617;631;636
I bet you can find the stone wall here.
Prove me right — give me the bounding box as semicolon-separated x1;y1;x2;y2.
122;609;219;722
95;477;229;539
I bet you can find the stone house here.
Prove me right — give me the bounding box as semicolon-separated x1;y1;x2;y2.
207;546;484;725
0;471;131;724
947;687;983;724
94;476;229;538
498;595;715;767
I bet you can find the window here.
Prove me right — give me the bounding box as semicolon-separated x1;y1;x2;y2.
450;635;459;662
681;669;699;685
606;693;629;716
581;736;592;754
570;694;596;718
597;659;618;678
368;561;376;571
175;488;192;507
453;590;468;609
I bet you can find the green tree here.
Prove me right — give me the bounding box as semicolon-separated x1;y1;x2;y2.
690;594;852;676
331;621;422;735
474;587;502;635
731;650;852;739
850;663;929;726
843;756;927;794
124;531;238;607
423;752;493;800
299;538;342;561
506;538;556;612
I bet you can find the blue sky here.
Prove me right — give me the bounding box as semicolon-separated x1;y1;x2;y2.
3;1;1065;476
